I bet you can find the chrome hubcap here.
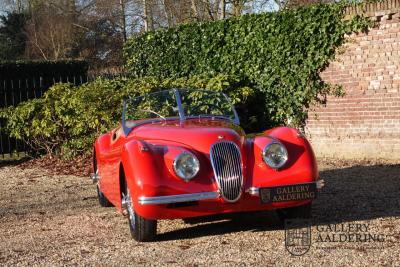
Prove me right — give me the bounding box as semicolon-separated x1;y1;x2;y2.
95;169;102;196
91;169;100;184
122;189;135;229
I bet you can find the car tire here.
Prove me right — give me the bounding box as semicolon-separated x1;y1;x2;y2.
124;183;157;242
276;203;312;222
93;153;113;207
96;183;113;207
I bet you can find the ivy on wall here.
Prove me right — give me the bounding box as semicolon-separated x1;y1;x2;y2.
124;3;370;128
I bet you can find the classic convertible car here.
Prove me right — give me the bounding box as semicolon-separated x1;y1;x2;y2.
91;89;324;241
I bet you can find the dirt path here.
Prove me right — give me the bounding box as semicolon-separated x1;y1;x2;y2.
0;160;399;266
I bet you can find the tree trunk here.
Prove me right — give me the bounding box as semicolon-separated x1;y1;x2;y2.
162;0;173;27
203;0;214;21
119;0;127;42
16;0;22;12
232;0;244;16
67;0;76;19
143;0;153;32
220;0;226;19
191;0;199;21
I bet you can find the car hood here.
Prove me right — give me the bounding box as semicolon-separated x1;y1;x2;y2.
130;119;245;154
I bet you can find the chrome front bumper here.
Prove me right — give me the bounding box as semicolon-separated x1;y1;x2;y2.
138;192;220;205
138;180;325;205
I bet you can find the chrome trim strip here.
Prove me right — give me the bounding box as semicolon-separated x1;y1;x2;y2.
173;89;186;122
316;179;325;189
138;192;219;205
223;93;240;125
247;187;259;196
90;172;99;184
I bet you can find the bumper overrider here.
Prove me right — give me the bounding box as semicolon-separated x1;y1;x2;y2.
138;179;325;205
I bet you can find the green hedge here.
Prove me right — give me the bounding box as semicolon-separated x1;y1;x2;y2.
124;3;370;127
0;74;256;159
0;60;88;81
0;3;372;159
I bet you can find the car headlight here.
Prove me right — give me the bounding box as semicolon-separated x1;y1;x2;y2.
262;142;288;169
173;152;200;181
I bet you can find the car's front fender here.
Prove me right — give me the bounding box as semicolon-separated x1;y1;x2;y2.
121;140;162;206
121;140;218;218
246;127;318;190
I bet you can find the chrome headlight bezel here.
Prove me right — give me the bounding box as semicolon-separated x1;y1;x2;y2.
173;151;200;181
262;142;288;169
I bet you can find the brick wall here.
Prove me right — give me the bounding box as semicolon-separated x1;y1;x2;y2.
306;0;400;159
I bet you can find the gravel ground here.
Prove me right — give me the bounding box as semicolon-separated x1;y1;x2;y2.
0;159;399;266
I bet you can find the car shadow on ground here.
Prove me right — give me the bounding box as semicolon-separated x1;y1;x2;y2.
157;211;282;241
157;163;400;241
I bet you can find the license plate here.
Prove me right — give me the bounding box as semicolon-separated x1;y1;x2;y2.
259;183;317;204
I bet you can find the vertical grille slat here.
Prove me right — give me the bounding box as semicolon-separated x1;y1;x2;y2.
210;141;243;202
231;147;238;191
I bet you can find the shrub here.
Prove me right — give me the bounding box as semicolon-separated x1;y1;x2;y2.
0;74;255;159
124;3;370;127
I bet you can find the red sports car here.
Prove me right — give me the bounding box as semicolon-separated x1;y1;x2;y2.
91;89;324;241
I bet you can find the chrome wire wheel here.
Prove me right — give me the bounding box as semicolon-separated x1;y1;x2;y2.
121;183;157;242
95;168;112;207
95;169;101;193
124;188;136;231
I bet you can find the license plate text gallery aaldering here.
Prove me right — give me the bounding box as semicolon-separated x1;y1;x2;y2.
261;183;317;203
274;185;316;202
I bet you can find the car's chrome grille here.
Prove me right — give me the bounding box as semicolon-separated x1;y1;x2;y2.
210;141;243;202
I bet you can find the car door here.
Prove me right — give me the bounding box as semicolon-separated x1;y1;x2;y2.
100;127;126;207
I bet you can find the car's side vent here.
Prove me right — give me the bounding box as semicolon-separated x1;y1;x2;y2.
210;141;243;202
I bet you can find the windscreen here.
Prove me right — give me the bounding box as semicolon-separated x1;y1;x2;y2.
123;89;238;130
179;89;237;122
124;90;179;128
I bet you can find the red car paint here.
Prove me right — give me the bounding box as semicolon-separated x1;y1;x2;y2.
94;118;318;220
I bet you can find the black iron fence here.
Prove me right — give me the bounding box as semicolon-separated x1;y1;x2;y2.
0;75;91;158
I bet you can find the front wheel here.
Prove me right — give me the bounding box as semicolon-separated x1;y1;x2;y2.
94;167;112;207
276;203;312;222
96;183;113;207
123;184;157;242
